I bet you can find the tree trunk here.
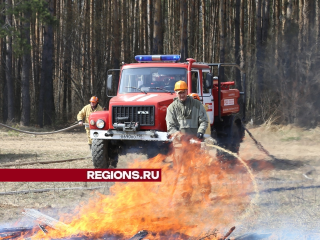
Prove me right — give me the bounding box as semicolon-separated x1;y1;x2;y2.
256;0;263;91
1;38;8;122
303;0;310;48
195;0;199;59
262;0;269;43
112;0;120;93
122;0;129;61
239;0;245;71
139;0;147;53
316;0;319;49
250;0;256;57
88;0;94;96
213;0;219;62
152;0;163;54
14;57;21;122
298;0;303;52
128;0;133;60
139;0;142;53
189;0;195;57
201;0;206;62
82;0;90;103
134;0;139;54
180;0;188;61
148;0;153;54
280;0;286;39
21;7;31;126
106;0;112;67
143;0;148;53
38;0;55;127
219;0;225;81
63;0;72;122
235;0;241;90
5;0;14;122
54;0;61;120
32;14;40;122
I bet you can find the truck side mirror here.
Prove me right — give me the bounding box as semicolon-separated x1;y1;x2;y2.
205;73;213;89
106;74;113;95
106;69;120;97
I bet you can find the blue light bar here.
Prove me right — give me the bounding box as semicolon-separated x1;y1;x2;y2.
135;55;181;62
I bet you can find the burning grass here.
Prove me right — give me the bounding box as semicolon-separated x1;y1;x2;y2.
4;142;259;240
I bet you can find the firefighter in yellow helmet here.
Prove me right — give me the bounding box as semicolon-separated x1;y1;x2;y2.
77;96;103;150
166;81;210;205
166;81;208;138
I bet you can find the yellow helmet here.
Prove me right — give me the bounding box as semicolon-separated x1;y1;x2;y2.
174;80;188;92
189;93;200;101
89;96;99;103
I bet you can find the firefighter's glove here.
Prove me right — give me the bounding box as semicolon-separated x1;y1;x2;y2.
171;131;182;140
197;132;204;139
78;120;83;126
204;137;217;145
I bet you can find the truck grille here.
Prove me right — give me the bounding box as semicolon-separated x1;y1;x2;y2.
112;106;155;126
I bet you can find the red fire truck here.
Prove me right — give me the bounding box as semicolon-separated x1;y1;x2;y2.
89;55;246;168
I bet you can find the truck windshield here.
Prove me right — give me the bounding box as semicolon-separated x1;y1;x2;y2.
119;67;187;93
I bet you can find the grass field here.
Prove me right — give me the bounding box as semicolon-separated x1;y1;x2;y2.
0;124;320;239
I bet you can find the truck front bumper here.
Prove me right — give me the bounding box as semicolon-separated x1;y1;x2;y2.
90;129;172;142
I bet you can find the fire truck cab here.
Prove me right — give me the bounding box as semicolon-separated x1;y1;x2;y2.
89;55;245;168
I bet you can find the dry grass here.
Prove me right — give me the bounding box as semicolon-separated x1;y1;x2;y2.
0;125;320;238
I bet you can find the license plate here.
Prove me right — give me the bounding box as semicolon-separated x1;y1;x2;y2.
120;134;143;140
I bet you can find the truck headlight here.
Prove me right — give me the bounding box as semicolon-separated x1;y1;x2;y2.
96;119;105;129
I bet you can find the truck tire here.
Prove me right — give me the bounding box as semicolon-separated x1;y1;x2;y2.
92;139;111;168
225;120;241;154
216;118;241;162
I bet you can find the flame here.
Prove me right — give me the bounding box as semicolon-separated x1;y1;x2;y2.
30;142;257;239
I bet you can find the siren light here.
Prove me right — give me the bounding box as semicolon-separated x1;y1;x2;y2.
135;55;181;62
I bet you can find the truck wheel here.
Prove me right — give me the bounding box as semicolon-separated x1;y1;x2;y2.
226;120;241;154
216;119;241;162
92;139;111;168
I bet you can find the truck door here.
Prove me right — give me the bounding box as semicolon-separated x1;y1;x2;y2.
190;69;214;125
190;70;200;95
201;70;214;125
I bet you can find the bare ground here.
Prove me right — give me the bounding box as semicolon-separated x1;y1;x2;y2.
0;124;320;238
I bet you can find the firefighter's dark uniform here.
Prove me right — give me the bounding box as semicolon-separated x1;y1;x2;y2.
166;96;211;204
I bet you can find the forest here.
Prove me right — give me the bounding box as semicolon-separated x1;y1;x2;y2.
0;0;319;127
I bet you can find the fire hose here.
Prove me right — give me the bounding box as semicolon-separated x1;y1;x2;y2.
239;124;315;178
241;123;277;161
241;124;314;179
0;122;87;135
